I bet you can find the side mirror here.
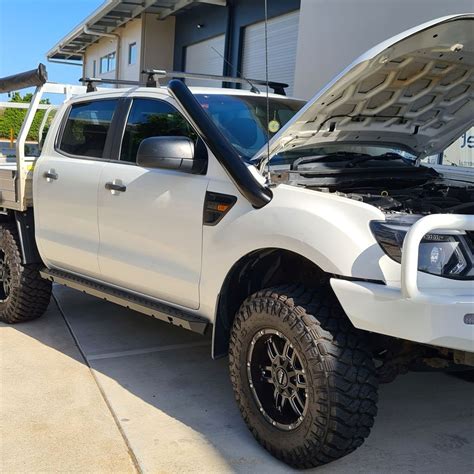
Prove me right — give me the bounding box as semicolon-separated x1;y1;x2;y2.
136;136;207;174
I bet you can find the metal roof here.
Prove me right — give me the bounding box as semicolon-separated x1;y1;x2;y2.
47;0;226;62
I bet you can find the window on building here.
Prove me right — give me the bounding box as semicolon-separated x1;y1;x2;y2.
100;56;107;74
128;42;137;65
59;99;118;158
120;98;197;163
108;52;116;71
100;52;116;73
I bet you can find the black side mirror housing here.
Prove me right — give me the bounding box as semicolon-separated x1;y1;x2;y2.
136;136;207;174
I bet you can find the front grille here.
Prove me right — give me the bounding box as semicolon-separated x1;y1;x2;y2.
466;231;474;252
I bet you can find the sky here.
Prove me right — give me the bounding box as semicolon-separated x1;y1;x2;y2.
0;0;103;102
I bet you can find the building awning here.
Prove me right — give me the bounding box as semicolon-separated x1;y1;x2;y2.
47;0;226;62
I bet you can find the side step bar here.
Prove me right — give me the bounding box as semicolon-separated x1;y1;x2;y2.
40;268;209;335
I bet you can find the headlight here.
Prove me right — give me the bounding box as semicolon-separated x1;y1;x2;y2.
370;220;473;280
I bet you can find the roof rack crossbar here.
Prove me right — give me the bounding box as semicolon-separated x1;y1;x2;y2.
78;71;289;95
79;76;141;92
143;69;288;95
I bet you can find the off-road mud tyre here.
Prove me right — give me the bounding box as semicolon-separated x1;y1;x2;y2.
0;223;51;323
229;284;378;468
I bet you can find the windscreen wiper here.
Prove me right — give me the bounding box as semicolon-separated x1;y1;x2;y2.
344;152;407;168
292;152;370;170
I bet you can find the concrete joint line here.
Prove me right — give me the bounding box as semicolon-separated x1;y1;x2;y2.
52;294;144;474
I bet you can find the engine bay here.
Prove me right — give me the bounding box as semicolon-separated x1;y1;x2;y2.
324;181;474;215
271;153;474;216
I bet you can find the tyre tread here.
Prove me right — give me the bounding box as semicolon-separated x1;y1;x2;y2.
0;223;51;324
229;284;378;468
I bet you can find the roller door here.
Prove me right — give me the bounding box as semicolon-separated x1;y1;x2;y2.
185;34;225;87
241;11;300;95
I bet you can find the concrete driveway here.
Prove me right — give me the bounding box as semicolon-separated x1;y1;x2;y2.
1;285;473;473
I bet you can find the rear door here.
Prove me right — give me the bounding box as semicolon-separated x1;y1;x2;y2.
34;98;119;279
97;96;209;309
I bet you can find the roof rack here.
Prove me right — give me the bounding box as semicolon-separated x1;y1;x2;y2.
145;70;288;95
79;77;141;93
79;70;289;95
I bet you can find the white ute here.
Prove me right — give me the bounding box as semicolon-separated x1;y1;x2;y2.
0;14;472;468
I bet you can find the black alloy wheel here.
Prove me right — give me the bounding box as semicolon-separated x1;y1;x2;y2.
229;285;378;468
247;328;308;431
0;250;12;301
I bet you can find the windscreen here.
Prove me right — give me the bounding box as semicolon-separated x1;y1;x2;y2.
195;93;305;161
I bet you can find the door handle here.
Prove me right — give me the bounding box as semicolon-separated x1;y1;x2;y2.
43;170;58;182
105;181;127;193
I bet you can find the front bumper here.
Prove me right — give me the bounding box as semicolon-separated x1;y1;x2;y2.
331;214;474;353
331;278;474;352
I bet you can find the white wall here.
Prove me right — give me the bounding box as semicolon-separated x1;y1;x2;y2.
294;0;473;99
84;36;117;80
83;18;142;82
141;14;175;76
440;128;474;168
119;18;142;81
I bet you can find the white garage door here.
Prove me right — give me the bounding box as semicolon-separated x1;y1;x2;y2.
241;10;300;95
185;34;225;87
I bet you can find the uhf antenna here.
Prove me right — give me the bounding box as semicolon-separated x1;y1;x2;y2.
264;0;271;182
210;46;260;94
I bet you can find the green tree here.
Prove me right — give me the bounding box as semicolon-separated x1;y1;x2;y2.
0;92;51;140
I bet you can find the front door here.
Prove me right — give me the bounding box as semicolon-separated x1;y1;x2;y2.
97;97;208;309
34;98;119;279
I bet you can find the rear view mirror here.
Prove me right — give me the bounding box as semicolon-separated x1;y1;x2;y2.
136;136;207;174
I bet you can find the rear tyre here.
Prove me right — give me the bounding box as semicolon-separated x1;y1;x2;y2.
229;285;378;468
0;223;51;324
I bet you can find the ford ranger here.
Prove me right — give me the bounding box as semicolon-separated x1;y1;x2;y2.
0;14;472;469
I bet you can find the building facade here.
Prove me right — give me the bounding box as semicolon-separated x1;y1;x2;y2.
48;0;472;97
48;0;301;94
48;0;472;166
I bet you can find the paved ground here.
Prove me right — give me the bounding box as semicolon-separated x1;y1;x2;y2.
1;286;473;473
0;294;136;473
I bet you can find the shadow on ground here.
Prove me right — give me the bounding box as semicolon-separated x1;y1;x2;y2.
6;285;474;473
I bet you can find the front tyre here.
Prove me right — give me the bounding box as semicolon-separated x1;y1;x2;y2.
0;224;52;324
229;285;378;468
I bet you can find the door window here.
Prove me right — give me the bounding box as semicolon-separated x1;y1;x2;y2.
59;99;118;158
120;98;197;163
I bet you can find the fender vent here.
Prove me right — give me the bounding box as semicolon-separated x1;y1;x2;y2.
203;191;237;226
464;314;474;325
